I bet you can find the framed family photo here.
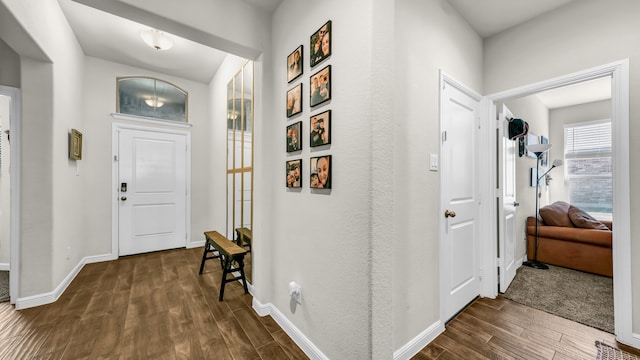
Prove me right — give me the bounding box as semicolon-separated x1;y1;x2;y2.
286;159;302;188
310;20;331;67
310;65;331;107
310;110;331;147
287;45;303;83
287;121;302;152
286;83;302;117
310;155;331;189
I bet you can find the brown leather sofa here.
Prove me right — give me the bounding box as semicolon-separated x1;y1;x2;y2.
526;216;613;277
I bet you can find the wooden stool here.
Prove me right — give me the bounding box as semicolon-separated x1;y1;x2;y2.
199;231;248;301
235;227;252;253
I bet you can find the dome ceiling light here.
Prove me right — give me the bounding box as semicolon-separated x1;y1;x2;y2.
139;29;173;51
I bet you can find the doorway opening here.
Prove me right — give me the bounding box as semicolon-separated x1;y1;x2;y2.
486;59;631;344
497;76;614;333
0;85;21;305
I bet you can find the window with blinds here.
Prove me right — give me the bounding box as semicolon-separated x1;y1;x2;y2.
563;120;612;218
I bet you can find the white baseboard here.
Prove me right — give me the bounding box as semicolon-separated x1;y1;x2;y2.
252;298;329;360
15;253;114;310
0;262;9;271
620;332;640;350
393;321;445;360
188;240;205;248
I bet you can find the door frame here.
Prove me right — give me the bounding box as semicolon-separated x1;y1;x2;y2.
111;122;192;257
480;59;634;346
0;85;21;304
438;72;485;322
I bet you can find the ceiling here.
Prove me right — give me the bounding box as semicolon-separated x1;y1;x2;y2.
447;0;577;38
59;0;608;107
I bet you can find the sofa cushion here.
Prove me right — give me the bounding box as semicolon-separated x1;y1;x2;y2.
539;201;574;227
568;205;610;230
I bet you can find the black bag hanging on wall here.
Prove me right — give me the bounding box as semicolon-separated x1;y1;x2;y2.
507;118;529;157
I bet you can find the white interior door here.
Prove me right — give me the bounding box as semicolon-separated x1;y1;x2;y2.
440;79;481;321
118;128;187;256
498;104;518;292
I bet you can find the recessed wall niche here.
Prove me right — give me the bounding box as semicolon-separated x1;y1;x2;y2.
117;77;188;122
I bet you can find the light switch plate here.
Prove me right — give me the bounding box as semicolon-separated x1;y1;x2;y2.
429;153;438;171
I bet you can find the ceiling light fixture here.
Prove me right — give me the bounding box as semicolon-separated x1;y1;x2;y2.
140;29;173;51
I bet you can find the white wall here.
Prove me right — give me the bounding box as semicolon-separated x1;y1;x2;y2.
484;0;640;336
393;0;483;350
1;0;85;296
0;37;19;87
503;96;550;259
81;56;213;255
267;0;376;358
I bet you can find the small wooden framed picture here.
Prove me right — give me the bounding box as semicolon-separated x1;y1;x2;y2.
310;20;331;68
69;128;83;160
310;110;331;147
310;155;331;189
310;65;331;107
287;45;303;83
286;159;302;188
287;83;302;118
287;121;302;152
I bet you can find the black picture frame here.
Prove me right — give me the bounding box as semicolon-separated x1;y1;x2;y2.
310;110;331;147
310;20;331;68
310;65;331;107
310;155;331;189
287;121;302;152
286;83;302;118
287;45;303;83
286;159;302;188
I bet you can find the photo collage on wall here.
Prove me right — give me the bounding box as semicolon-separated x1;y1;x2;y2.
285;20;332;190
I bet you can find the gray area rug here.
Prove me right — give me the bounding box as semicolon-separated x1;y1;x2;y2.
0;271;8;302
503;264;613;333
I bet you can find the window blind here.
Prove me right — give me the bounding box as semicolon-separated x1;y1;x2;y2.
564;121;611;156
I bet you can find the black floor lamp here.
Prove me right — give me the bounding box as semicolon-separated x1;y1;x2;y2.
523;143;563;270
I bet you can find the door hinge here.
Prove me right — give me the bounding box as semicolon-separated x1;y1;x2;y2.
442;131;447;142
479;268;483;280
114;155;119;161
496;257;501;266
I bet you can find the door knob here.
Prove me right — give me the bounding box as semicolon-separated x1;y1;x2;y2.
120;196;127;201
444;210;456;218
513;201;520;207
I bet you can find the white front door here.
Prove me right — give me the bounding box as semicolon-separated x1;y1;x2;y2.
440;77;481;321
117;128;187;256
498;104;518;292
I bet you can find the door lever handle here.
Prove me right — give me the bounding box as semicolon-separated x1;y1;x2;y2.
513;201;520;207
120;196;127;201
444;210;456;218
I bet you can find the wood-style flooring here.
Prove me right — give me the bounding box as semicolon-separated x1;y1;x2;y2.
413;296;640;360
1;247;639;359
0;247;307;360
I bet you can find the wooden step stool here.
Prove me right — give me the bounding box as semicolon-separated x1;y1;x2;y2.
199;230;248;301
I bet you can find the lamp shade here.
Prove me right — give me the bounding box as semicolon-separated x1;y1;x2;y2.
140;29;173;50
526;143;552;154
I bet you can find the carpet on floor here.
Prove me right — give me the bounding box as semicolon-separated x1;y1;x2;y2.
502;264;613;333
596;341;639;360
0;271;8;303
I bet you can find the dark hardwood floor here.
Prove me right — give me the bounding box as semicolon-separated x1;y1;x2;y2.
1;248;639;359
413;296;640;360
0;247;307;360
